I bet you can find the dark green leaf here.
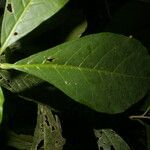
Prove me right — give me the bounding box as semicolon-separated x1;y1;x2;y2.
1;33;150;114
9;73;43;93
64;19;87;41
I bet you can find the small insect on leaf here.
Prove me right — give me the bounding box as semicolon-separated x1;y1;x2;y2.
7;3;13;13
0;87;4;124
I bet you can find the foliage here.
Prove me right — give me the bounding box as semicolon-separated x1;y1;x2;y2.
94;129;130;150
0;0;149;150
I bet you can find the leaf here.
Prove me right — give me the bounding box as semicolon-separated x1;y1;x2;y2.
31;104;65;149
9;73;43;93
54;8;87;42
0;86;4;124
7;131;33;150
64;18;87;41
94;129;130;150
0;62;43;93
0;48;55;94
0;0;68;54
0;33;150;114
0;52;12;90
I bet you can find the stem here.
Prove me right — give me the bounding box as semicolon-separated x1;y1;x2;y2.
129;115;150;120
129;107;150;120
142;107;150;116
0;63;13;69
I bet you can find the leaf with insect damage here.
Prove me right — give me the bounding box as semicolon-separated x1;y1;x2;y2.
94;129;130;150
0;33;150;114
0;0;68;54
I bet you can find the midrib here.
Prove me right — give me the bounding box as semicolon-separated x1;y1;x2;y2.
1;0;32;53
6;63;150;80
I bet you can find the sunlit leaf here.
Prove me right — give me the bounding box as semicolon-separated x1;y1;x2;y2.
0;33;150;114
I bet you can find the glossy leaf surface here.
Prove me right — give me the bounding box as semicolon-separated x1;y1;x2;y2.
1;33;150;114
0;0;68;54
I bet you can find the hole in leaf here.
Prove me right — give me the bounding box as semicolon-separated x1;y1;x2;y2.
52;126;55;132
37;140;44;150
7;79;11;84
44;115;50;126
46;57;55;62
96;137;99;142
55;140;59;145
14;32;18;36
100;147;103;150
40;123;43;128
111;145;115;150
40;124;44;132
7;3;13;13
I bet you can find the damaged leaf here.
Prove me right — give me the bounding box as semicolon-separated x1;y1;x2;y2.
31;104;65;150
94;129;130;150
0;0;69;54
0;33;150;114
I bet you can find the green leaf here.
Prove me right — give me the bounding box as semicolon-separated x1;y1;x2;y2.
31;104;65;149
0;0;68;54
10;73;43;93
7;131;33;150
0;62;43;93
0;33;150;114
64;19;87;41
0;86;4;124
94;129;130;150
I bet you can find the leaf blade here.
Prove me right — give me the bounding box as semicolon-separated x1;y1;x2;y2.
1;33;150;114
0;0;68;54
94;129;130;150
0;86;4;124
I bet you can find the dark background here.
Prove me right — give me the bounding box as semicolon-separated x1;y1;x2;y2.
0;0;150;149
